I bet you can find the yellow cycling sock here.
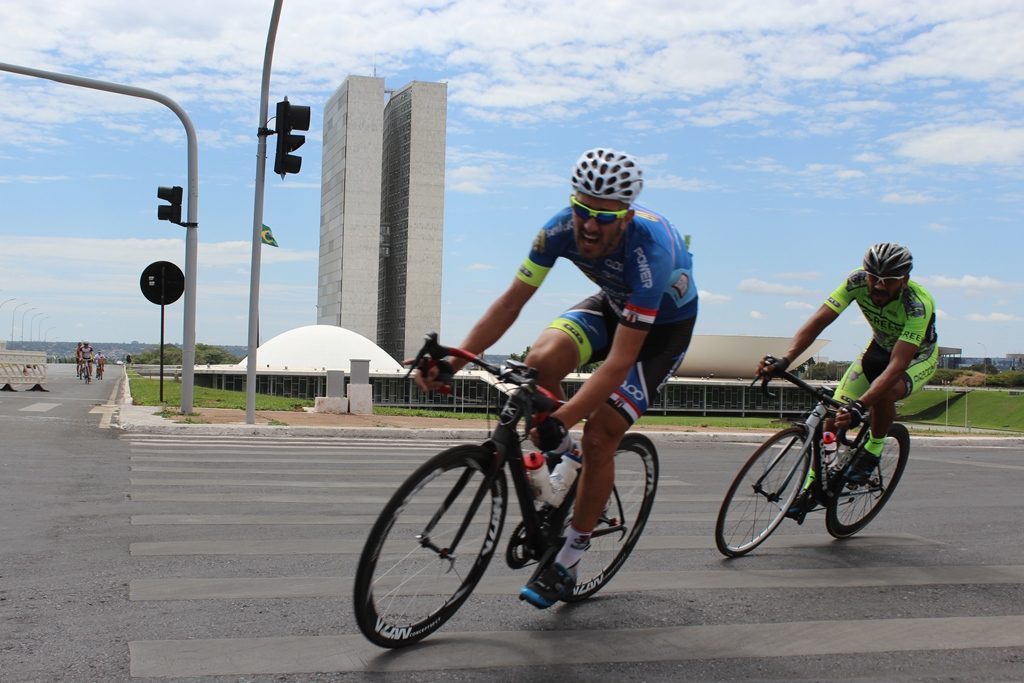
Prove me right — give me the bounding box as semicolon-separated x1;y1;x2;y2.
864;431;886;457
800;467;815;491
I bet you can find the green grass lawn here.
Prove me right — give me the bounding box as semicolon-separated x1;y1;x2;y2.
128;373;1024;432
898;388;1024;432
129;374;313;411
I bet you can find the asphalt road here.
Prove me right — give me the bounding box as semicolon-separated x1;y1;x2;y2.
2;364;1024;682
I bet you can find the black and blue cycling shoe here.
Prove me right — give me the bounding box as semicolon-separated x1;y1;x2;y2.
844;450;880;484
519;561;575;609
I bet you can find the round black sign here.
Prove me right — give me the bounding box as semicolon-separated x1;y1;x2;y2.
140;261;185;305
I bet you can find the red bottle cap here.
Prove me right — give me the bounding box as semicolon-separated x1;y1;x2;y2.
523;451;546;470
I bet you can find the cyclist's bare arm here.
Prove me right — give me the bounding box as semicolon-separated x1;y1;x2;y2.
551;324;647;430
412;278;537;391
757;305;838;377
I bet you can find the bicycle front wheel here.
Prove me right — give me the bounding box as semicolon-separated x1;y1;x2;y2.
564;433;659;602
353;444;507;648
826;423;910;538
715;427;810;558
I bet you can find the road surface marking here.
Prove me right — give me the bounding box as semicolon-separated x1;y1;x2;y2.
19;403;60;412
129;614;1024;677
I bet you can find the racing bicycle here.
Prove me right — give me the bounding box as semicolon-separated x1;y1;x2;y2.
715;357;910;557
353;333;659;648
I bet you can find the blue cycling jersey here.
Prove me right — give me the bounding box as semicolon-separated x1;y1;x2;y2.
516;204;698;329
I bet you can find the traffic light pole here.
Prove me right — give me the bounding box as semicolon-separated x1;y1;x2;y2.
245;0;286;424
0;61;200;415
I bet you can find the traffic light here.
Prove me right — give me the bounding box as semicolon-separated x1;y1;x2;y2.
157;185;183;225
273;98;311;177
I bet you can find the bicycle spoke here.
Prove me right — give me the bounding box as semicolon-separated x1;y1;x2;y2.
716;427;809;557
826;423;910;538
354;445;506;648
564;434;658;602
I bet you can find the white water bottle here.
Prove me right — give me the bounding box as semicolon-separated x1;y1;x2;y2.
523;451;554;503
822;431;838;467
548;443;583;506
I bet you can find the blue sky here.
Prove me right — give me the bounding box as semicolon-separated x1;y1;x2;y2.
1;0;1022;363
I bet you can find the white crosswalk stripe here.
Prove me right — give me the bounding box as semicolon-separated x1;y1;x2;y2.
121;432;1024;678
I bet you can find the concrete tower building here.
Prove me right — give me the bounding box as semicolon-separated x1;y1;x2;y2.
318;76;447;362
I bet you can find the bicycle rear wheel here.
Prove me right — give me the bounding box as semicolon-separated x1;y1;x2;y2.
563;433;659;602
353;444;507;648
826;423;910;538
715;427;810;558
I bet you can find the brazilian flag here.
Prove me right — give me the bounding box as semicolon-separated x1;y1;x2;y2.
261;224;279;247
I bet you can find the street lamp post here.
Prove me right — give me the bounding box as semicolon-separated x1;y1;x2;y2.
10;302;29;343
0;299;16;346
1;61;200;414
20;307;38;343
33;315;49;342
27;311;44;342
977;342;989;372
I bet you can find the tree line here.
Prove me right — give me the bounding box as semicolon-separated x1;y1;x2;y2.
131;343;242;365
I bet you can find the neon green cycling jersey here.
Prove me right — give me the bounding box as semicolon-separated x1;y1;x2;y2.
825;269;937;360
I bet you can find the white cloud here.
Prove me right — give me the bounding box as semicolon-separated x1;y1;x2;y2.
0;175;70;184
784;301;815;310
466;263;494;271
776;271;821;281
750;310;766;320
917;274;1012;290
965;312;1021;322
449;165;494;194
698;290;731;304
881;192;934;204
738;278;817;296
853;152;883;163
645;174;718;192
889;125;1024;166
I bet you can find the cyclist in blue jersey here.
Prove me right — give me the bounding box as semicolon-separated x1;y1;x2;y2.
415;148;698;608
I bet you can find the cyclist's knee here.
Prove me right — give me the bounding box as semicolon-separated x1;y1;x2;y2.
580;406;629;461
525;329;578;389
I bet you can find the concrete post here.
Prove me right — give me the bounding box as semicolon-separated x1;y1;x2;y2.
314;369;348;413
348;359;372;414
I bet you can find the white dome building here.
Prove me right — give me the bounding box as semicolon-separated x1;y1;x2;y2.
237;324;403;372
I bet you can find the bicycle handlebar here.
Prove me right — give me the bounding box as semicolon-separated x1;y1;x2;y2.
752;355;846;410
405;332;562;416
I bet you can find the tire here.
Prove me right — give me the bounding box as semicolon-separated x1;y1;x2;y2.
826;423;910;538
563;433;659;602
353;444;507;648
715;427;810;558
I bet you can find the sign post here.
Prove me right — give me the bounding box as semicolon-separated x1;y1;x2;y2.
140;261;185;403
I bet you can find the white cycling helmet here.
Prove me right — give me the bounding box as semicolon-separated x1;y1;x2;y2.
571;148;643;203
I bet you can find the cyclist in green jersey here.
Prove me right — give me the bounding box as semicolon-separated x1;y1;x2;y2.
757;243;937;514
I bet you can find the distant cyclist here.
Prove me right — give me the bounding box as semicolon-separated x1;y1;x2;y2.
80;341;96;382
415;148;698;608
95;353;106;380
757;242;937;519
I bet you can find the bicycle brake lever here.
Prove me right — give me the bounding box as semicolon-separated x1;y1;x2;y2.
751;375;777;400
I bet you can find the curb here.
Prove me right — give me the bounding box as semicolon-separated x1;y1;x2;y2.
112;406;1024;448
